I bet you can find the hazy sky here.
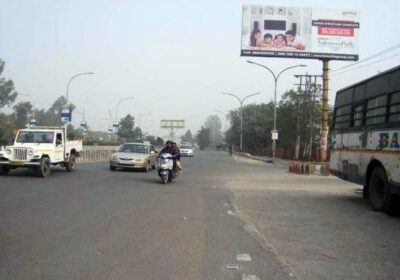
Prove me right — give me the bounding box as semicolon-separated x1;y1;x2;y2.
1;0;400;137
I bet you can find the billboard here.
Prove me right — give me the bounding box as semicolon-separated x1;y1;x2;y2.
160;119;185;129
241;5;359;61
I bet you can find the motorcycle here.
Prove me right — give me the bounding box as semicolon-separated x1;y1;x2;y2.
157;153;178;184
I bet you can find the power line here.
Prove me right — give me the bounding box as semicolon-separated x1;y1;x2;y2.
331;42;400;73
331;52;400;76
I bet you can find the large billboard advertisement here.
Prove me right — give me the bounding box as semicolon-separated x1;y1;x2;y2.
241;5;359;61
160;119;185;129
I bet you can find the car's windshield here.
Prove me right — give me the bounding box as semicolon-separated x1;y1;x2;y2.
16;131;54;144
181;145;192;149
119;144;148;154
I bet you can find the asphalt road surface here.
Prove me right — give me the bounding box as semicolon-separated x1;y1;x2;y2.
1;151;399;280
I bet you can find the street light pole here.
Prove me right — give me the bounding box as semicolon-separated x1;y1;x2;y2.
247;61;306;163
66;72;94;104
82;97;89;121
221;92;260;151
115;97;135;121
107;108;112;129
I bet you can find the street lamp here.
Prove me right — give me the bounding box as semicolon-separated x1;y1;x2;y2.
221;92;261;151
107;108;112;130
247;60;306;162
115;97;135;121
82;97;89;121
66;72;94;103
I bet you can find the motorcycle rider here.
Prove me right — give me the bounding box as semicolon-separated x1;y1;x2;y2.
172;142;182;170
158;140;178;170
159;140;177;155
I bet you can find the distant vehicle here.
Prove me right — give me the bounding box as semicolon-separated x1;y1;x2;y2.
180;144;194;157
216;143;227;151
329;65;400;214
110;142;157;172
0;126;82;177
157;152;178;184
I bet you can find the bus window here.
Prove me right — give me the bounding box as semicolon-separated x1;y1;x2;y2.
353;84;366;103
389;91;400;123
389;70;400;92
366;76;389;98
334;105;352;129
353;104;364;127
365;95;387;125
335;88;353;107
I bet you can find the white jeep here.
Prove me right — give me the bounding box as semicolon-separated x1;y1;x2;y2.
0;126;83;177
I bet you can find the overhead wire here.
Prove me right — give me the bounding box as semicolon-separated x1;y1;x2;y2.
330;42;400;73
331;52;400;75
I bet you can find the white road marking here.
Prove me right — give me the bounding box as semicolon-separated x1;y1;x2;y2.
227;210;235;216
226;264;239;270
242;274;260;280
236;253;252;262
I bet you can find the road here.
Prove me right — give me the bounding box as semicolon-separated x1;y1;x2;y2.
1;151;399;280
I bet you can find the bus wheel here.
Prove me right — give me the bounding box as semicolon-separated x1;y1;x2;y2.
368;167;395;215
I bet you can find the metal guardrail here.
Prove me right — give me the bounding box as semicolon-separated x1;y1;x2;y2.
78;146;119;162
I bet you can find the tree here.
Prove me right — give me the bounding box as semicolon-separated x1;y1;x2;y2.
197;127;210;148
133;127;142;140
181;129;193;143
226;102;274;154
13;101;33;129
47;96;75;126
145;135;156;145
31;96;75;126
156;137;164;146
0;59;18;109
0;113;14;145
204;115;222;146
118;114;135;139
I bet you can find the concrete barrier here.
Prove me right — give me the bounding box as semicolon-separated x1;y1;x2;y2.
288;160;330;176
78;146;119;162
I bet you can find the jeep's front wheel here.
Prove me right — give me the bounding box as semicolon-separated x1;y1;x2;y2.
37;157;51;177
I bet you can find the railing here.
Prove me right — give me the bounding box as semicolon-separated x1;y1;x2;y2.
78;146;119;162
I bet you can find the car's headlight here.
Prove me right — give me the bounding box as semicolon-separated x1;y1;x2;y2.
111;155;118;161
5;149;11;155
28;150;34;156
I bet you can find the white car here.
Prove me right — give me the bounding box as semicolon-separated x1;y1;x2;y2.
180;144;194;157
110;142;157;172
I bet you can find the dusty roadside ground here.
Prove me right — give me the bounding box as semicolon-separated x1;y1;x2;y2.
225;156;400;280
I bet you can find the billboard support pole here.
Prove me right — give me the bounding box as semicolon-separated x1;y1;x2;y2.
320;59;330;162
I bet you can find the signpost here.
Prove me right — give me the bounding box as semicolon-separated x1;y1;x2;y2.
29;119;37;128
160;119;185;141
80;121;88;132
61;108;71;123
112;121;120;133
